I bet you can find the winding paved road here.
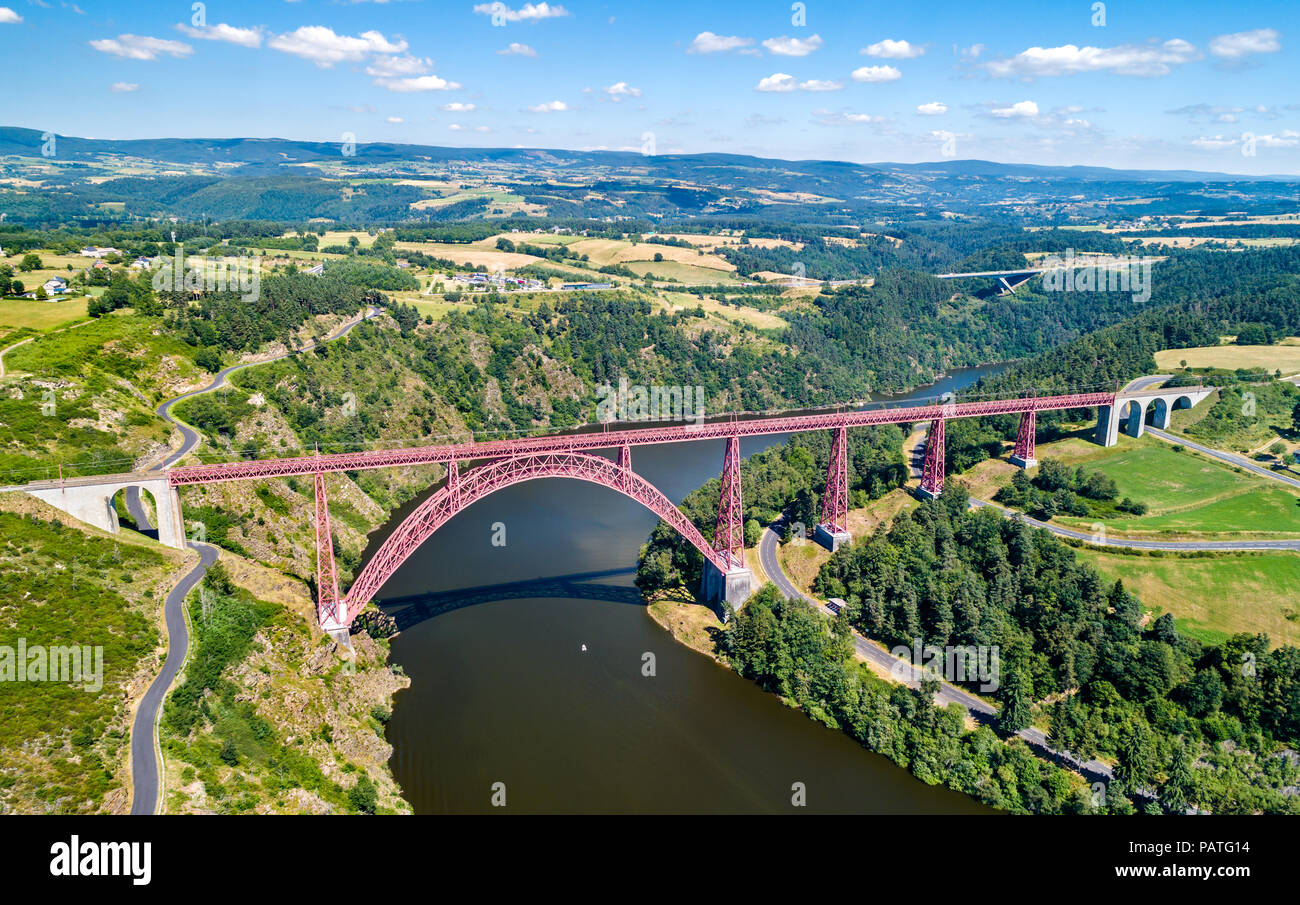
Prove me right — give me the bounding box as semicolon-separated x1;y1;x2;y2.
1146;427;1300;491
756;517;1114;782
969;497;1300;552
125;305;381;815
129;541;218;814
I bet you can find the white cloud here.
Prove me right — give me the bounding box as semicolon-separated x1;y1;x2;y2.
375;74;461;92
850;65;901;83
798;79;843;92
861;38;923;59
1167;103;1253;123
527;99;568;112
916;101;947;115
985;39;1199;78
688;31;753;54
268;26;407;67
755;72;796;92
441;102;477;112
366;55;432;77
111;82;140;92
1256;130;1300;147
472;2;569;22
1189;132;1297;150
386;116;404;123
762;34;822;56
90;34;193;60
0;7;22;23
1209;28;1281;58
175;23;263;48
991;100;1039;118
497;42;537;56
815;109;880;125
605;81;641;100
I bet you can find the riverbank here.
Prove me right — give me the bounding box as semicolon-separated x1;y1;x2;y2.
645;592;726;663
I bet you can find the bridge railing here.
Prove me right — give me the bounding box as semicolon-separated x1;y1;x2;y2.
166;391;1116;486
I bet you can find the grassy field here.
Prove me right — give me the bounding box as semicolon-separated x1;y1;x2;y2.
0;494;188;813
392;240;572;273
1076;548;1300;647
1130;236;1300;249
658;290;786;330
626;260;743;284
0;312;201;480
1057;442;1300;537
969;433;1300;539
0;297;91;333
401;295;465;321
565;237;735;272
1154;339;1300;373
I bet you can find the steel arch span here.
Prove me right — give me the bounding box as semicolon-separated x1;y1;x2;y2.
337;451;727;624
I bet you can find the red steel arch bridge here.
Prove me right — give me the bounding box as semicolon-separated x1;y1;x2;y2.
15;384;1215;643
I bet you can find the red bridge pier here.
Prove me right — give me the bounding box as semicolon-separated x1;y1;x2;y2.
917;418;946;500
814;426;851;551
1010;409;1038;469
705;435;754;616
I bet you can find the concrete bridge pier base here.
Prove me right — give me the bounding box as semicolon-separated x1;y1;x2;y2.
814;523;851;552
703;562;753;621
1095;404;1119;447
324;626;353;649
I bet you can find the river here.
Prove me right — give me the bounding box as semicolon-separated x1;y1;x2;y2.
370;365;1006;813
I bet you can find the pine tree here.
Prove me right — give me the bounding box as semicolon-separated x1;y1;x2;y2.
996;667;1031;734
1162;741;1196;814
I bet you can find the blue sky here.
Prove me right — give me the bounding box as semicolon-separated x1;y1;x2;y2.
5;0;1299;174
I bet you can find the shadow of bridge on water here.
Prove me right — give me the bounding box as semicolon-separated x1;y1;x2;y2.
377;567;644;631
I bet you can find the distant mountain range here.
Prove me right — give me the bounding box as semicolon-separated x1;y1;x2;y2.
2;126;1290;183
2;126;1297;225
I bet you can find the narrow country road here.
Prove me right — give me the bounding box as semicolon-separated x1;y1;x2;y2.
0;316;98;380
126;305;381;815
129;541;218;814
0;336;34;380
756;518;1114;783
152;305;381;469
1146;427;1300;492
969;497;1300;552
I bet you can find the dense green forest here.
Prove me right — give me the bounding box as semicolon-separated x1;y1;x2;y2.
725;584;1088;814
813;488;1300;814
